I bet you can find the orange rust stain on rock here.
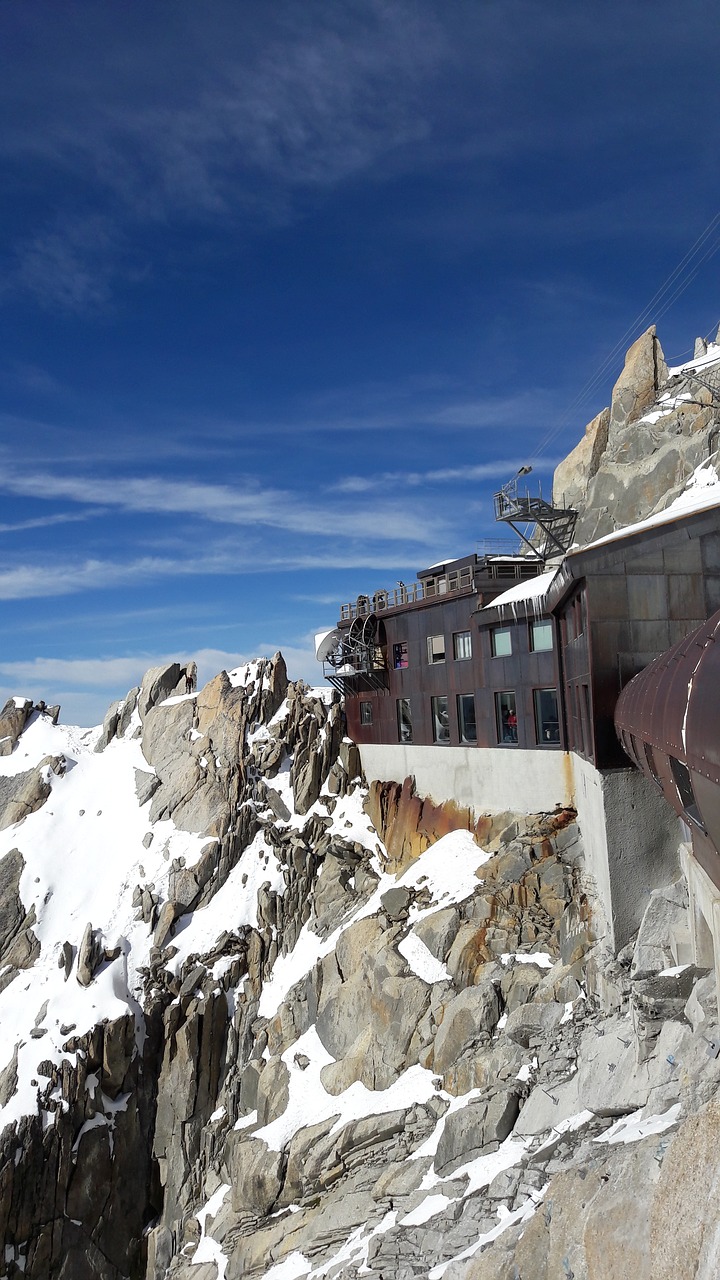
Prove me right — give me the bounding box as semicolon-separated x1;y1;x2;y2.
365;777;476;873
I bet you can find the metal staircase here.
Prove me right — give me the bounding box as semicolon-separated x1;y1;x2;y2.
493;470;577;560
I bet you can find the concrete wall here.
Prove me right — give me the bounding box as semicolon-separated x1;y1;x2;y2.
358;743;573;816
680;843;720;994
571;753;682;949
358;742;683;952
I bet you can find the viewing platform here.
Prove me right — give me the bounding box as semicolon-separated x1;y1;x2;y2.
338;545;544;623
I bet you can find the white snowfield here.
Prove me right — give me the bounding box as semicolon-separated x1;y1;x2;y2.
0;712;211;1131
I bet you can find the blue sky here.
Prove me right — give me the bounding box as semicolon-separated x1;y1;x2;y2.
2;0;720;724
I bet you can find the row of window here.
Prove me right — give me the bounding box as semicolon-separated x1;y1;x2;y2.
375;687;560;746
392;620;554;671
393;630;471;670
491;620;554;657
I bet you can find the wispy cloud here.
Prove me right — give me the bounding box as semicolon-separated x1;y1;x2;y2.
0;467;446;544
6;214;131;314
0;546;423;601
0;511;102;534
0;3;445;310
294;387;562;435
3;4;443;204
329;458;554;493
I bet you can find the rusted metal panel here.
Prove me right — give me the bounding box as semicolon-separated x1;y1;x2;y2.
615;609;720;871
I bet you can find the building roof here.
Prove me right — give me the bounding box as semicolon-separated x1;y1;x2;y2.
481;568;557;615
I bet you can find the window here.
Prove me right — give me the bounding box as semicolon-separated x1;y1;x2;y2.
565;590;586;643
581;684;592;758
431;696;450;743
491;627;512;657
397;698;413;743
457;694;477;744
644;741;662;787
359;702;373;726
495;691;518;744
453;630;472;660
427;634;446;664
669;756;704;829
530;620;553;652
393;641;408;670
533;688;560;744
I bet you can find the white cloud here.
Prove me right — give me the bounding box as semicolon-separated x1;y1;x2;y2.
330;458;544;493
0;468;444;545
0;511;100;534
0;544;423;601
7;214;128;314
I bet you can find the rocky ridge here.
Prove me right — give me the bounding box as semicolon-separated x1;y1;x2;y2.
553;324;720;544
0;656;719;1279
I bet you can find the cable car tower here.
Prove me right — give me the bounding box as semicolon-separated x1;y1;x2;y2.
493;466;577;561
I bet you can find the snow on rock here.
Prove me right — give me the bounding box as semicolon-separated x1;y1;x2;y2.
398;932;450;984
576;458;720;553
0;642;716;1280
594;1103;681;1146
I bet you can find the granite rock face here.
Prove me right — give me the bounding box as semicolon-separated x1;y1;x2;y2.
0;698;34;757
0;755;65;831
0;630;718;1272
553;325;720;545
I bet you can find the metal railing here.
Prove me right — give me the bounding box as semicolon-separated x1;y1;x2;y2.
339;565;475;621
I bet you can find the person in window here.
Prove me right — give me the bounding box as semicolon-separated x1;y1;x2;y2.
506;709;518;743
546;711;559;743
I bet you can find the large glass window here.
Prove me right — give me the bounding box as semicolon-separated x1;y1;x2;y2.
427;634;446;664
495;691;518;744
457;694;477;744
393;641;408;669
453;630;472;660
431;696;450;743
533;688;560;744
360;701;373;726
491;627;513;657
530;620;553;652
397;698;413;743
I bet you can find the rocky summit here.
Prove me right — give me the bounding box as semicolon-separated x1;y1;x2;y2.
0;649;718;1280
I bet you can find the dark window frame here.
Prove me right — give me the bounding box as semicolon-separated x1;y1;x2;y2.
457;693;477;744
393;641;409;670
529;619;554;653
533;687;560;745
397;697;413;743
491;627;513;658
431;695;450;744
495;690;518;744
427;634;446;665
453;630;472;661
